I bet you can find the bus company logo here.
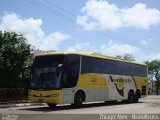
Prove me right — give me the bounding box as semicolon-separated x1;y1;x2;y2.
109;76;124;97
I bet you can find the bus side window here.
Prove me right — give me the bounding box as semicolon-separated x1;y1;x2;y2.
62;55;80;88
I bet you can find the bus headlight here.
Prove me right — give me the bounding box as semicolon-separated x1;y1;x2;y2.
50;93;60;97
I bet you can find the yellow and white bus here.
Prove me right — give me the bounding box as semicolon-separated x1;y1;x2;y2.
28;52;148;107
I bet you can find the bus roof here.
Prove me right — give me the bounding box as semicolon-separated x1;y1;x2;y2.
37;52;146;66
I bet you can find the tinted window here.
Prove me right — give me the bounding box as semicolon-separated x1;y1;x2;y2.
62;55;80;88
33;55;65;67
81;56;147;76
81;56;116;74
115;61;147;76
31;55;65;90
116;62;132;75
104;59;116;74
132;64;147;76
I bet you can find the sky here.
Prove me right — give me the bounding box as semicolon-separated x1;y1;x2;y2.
0;0;160;62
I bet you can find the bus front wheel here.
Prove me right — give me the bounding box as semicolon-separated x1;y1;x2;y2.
73;91;85;108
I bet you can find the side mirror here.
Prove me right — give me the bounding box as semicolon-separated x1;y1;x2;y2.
19;65;32;71
25;65;32;70
58;64;63;68
56;64;63;76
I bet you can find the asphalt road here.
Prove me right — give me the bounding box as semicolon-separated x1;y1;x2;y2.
0;95;160;120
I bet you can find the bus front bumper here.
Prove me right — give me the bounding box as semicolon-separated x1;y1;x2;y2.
28;96;61;104
28;90;62;104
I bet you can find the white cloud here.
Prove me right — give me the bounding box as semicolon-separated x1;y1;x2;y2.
100;40;139;55
77;0;160;30
40;32;70;50
67;42;90;52
100;40;160;62
146;53;160;61
0;12;44;46
122;3;160;29
0;12;70;50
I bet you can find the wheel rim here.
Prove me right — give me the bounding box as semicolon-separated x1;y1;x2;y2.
74;92;83;106
129;92;134;103
79;93;83;103
134;93;139;103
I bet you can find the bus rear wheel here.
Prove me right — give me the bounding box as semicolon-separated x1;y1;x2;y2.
47;103;57;108
128;90;134;103
73;91;85;108
134;91;140;103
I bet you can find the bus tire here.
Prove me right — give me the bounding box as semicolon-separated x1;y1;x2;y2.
134;90;141;103
73;91;85;108
128;90;134;103
122;100;128;103
47;103;57;108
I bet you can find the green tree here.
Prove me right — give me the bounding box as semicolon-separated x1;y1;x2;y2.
144;60;160;95
144;60;160;71
116;54;135;62
0;31;31;88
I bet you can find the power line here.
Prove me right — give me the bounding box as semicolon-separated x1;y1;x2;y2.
45;0;77;18
27;0;75;22
43;0;160;52
27;0;131;41
39;0;132;43
26;0;160;53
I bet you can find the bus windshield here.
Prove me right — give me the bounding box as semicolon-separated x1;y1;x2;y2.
30;55;65;89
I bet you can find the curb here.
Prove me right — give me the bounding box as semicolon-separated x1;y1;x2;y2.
0;103;46;108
